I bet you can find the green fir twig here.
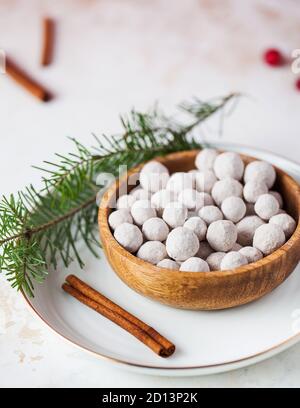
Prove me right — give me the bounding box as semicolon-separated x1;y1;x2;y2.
0;94;238;296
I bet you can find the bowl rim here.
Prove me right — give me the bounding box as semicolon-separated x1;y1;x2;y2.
98;150;300;278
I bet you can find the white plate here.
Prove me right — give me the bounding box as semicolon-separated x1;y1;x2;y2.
23;143;300;376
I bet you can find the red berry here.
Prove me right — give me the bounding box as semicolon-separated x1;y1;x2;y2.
263;48;284;67
296;78;300;91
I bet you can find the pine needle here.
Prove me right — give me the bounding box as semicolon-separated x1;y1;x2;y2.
0;94;238;296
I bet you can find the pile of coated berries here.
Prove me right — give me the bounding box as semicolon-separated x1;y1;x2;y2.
109;149;296;272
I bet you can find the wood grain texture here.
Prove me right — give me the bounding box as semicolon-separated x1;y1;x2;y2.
98;150;300;310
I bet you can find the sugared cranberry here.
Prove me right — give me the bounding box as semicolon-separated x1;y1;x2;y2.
295;78;300;91
263;48;284;67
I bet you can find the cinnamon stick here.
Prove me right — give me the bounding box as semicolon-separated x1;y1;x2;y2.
5;56;52;101
66;274;175;355
62;283;174;357
41;17;55;66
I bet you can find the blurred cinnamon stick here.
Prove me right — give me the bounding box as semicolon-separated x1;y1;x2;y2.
40;17;55;66
6;56;52;101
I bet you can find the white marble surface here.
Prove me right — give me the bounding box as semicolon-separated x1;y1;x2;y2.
1;0;300;387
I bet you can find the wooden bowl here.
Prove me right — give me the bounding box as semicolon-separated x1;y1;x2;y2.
98;150;300;310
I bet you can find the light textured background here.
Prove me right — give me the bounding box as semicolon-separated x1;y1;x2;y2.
1;0;300;387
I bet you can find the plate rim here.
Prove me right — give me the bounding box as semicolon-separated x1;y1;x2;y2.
22;142;300;374
21;292;300;374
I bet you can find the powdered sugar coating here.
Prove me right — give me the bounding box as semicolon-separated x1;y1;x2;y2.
162;201;188;228
214;152;244;181
243;179;268;203
139;161;170;192
269;213;296;239
254;194;279;220
150;189;175;215
117;194;136;210
184;216;207;241
108;209;133;231
195;170;217;193
195;148;218;170
187;210;198;219
232;243;242;251
114;223;143;253
236;215;265;246
269;191;283;208
156;259;180;270
199;192;214;207
206;252;226;270
239;246;263;263
195;241;214;259
137;241;167;264
198;205;223;225
244;160;276;189
221;196;246;223
130;199;157;226
179;257;210;272
179;191;214;210
166;172;194;194
130;187;152;201
220;251;248;270
166;227;199;261
207;220;237;252
142;217;169;241
110;150;294;271
177;189;204;211
253;223;285;255
211;178;243;206
188;169;199;184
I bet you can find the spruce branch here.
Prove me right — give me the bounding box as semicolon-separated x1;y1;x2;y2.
0;93;238;296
